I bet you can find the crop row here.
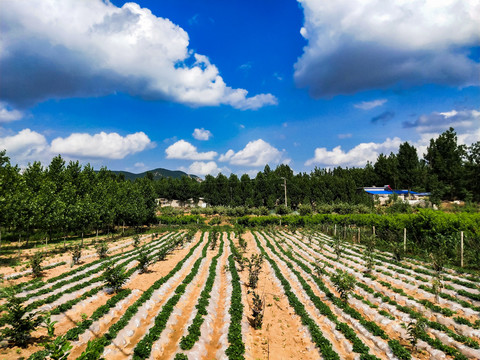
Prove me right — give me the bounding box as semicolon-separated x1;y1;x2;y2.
283;230;479;359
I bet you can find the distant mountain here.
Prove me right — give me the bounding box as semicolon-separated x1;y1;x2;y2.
106;168;201;181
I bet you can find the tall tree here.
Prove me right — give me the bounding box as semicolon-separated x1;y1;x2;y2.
424;128;466;200
397;142;420;190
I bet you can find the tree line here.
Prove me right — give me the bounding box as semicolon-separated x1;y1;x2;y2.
0;154;157;244
0;127;478;243
156;128;479;206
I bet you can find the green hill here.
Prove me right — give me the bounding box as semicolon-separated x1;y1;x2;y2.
107;168;200;181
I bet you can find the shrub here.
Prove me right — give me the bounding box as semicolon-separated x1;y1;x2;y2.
96;242;108;258
0;287;43;347
298;204;313;216
137;248;151;274
30;252;44;278
331;269;356;301
71;245;82;265
42;335;72;360
246;254;264;289
133;234;141;248
250;291;264;330
407;318;427;350
103;263;128;293
275;205;290;215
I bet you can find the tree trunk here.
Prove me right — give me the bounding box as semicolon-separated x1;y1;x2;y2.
81;232;84;247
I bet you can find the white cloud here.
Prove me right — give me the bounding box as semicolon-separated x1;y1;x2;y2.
219;139;285;167
1;128;154;167
0;102;23;123
187;161;229;176
305;137;402;167
192;128;212;141
1;0;276;110
295;0;480;97
354;99;387;110
165;140;217;160
0;129;48;163
50;131;153;159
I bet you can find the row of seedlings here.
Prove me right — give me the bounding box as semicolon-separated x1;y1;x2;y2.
285;231;479;359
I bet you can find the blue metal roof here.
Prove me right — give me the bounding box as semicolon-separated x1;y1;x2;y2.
365;190;393;195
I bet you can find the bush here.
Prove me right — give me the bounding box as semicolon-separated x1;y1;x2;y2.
71;245;82;265
103;263;128;293
0;287;43;347
30;252;44;278
298;204;313;216
137;248;151;274
331;269;356;301
96;242;108;259
275;205;291;215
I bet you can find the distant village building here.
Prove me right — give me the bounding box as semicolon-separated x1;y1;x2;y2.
156;197;208;208
361;185;430;205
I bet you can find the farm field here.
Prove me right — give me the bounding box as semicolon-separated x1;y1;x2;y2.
1;229;479;360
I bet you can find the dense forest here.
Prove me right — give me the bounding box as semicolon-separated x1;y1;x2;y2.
0;128;478;242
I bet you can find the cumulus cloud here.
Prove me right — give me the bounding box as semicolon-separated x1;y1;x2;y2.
165;140;217;160
0;103;23;123
219;139;285;167
187;161;227;176
192;128;212;141
0;129;48;163
305;137;402;167
0;0;276;110
354;99;387;110
0;129;153;166
295;0;480;97
50;132;153;159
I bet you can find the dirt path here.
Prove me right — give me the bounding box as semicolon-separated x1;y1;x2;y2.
240;232;320;360
202;235;231;360
149;240;218;359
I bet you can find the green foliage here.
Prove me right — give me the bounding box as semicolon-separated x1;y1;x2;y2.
250;291;264;330
407;317;427;350
174;354;188;360
0;287;43;347
275;205;290;215
333;236;343;260
95;242;108;259
330;269;356;301
246;253;264;289
132;234;140;248
42;335;72;360
71;244;82;265
298;204;313;216
103;262;128;293
137;248;151;274
42;312;58;338
30;252;44;278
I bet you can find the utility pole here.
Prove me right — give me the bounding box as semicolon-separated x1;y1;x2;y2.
281;177;287;207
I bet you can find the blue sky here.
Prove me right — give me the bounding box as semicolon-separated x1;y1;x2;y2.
1;0;479;176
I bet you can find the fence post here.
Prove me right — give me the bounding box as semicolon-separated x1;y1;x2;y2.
403;228;406;253
460;231;464;268
358;228;361;244
334;224;337;236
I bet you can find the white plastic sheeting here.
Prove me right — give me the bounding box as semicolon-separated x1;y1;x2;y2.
102;234;206;358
